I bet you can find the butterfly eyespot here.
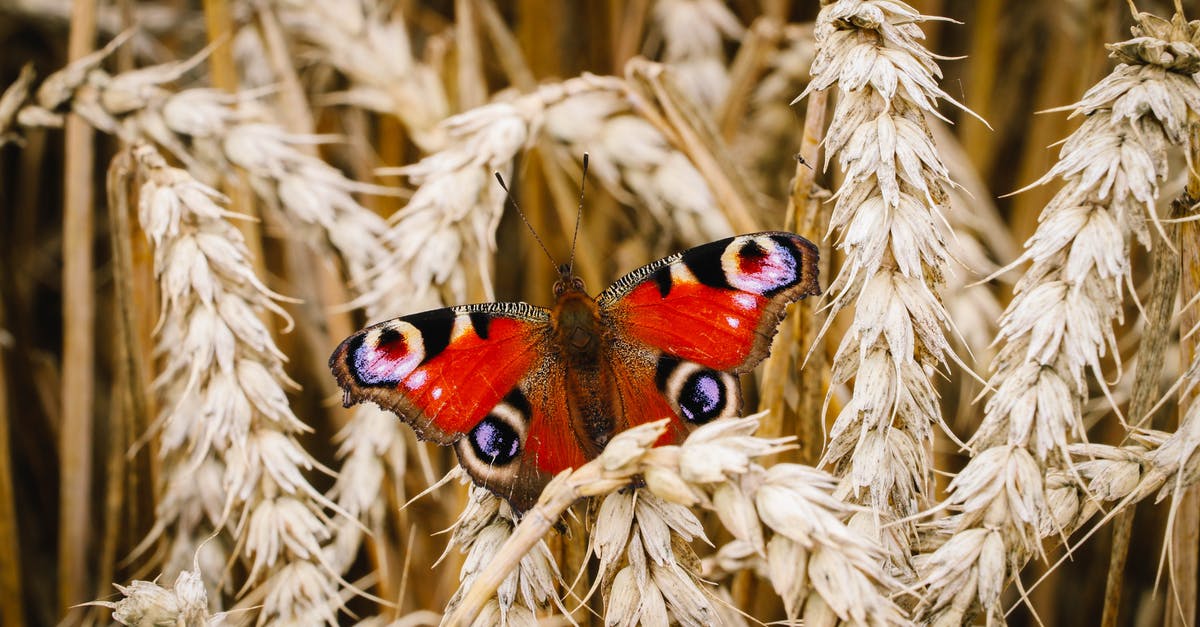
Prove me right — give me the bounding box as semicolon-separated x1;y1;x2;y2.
719;235;800;296
347;321;425;387
656;355;741;425
678;371;725;423
469;416;521;465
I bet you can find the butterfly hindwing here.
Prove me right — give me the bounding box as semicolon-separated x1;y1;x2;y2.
600;333;741;439
452;358;593;511
599;232;820;373
329;302;551;444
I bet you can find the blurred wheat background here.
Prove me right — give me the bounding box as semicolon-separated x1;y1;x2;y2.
0;0;1198;625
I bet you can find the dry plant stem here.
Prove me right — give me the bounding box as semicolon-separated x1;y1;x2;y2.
455;0;486;110
1167;132;1200;624
203;0;262;263
254;4;314;134
0;306;22;627
59;0;97;617
475;0;536;92
201;0;237;94
1008;15;1092;242
1101;201;1182;627
95;150;137;614
793;88;831;466
717;17;780;141
960;0;1001;174
444;468;599;627
758;86;828;449
1101;512;1133;627
611;0;649;68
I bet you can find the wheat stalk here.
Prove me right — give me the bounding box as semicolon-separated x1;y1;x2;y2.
797;0;969;574
915;9;1200;624
444;414;907;625
124;143;346;621
651;0;744;112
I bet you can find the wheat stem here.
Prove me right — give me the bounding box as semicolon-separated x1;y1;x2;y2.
58;0;98;617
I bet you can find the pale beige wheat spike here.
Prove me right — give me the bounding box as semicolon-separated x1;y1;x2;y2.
441;486;561;626
115;144;343;623
915;9;1200;625
3;37;395;294
445;414;908;626
798;0;968;570
593;489;714;626
89;566;221;626
540;74;734;246
274;0;449;150
652;0;745;112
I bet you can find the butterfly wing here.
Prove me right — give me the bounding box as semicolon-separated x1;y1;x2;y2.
599;231;820;373
329;302;552;444
452;359;589;510
599;232;820;435
330;302;589;510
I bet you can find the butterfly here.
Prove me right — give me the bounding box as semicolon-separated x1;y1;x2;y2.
330;231;820;511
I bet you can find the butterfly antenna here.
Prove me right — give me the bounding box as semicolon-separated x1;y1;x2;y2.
568;153;588;276
495;171;560;270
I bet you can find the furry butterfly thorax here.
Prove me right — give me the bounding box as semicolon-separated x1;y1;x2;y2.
330;231;820;510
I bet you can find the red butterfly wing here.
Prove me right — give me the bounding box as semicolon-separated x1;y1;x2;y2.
329;303;549;444
600;232;820;373
331;302;592;510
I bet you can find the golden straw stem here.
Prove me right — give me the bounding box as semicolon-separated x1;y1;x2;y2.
59;0;97;619
1102;195;1182;626
455;0;487;109
1165;125;1200;627
759;87;828;460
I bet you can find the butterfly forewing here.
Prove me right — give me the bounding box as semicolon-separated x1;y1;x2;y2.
599;232;820;373
329;302;551;443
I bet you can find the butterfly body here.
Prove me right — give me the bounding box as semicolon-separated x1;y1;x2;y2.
331;232;820;510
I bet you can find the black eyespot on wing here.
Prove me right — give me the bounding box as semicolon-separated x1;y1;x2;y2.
411;309;455;362
377;327;401;346
652;266;673;298
678;371;727;424
469;415;521;465
344;333;369;386
739;238;767;262
681;239;734;290
468;311;492;339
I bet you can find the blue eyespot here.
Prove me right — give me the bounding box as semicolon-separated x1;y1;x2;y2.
679;371;725;424
469;415;520;465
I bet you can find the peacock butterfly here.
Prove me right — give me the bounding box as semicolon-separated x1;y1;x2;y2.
330;184;820;512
